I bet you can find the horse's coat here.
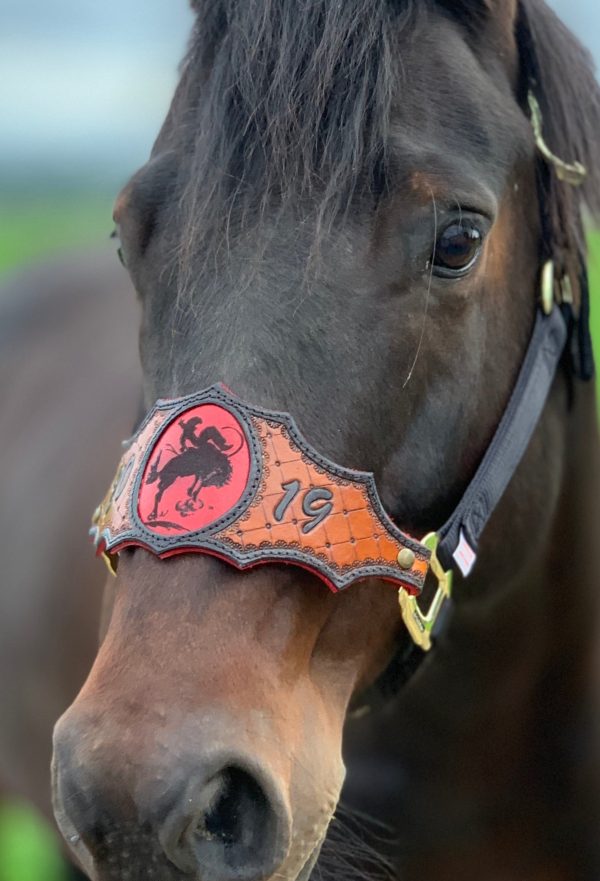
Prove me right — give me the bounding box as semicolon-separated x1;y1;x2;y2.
47;1;600;880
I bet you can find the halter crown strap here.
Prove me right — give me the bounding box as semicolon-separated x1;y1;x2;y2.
435;304;568;576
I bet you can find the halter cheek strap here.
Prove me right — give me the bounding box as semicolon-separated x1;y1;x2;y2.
394;303;567;662
437;304;568;575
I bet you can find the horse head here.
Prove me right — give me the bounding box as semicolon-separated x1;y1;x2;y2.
53;2;600;879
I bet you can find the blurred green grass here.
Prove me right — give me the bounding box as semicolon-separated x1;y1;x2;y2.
0;205;598;880
0;805;66;881
0;195;114;276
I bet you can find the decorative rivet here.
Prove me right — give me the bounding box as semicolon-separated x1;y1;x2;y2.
397;548;415;570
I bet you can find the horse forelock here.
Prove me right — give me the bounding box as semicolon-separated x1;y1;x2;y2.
165;0;420;293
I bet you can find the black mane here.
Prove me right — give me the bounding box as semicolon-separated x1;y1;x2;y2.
517;0;600;375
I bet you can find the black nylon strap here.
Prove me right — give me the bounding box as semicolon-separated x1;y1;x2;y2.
436;305;568;573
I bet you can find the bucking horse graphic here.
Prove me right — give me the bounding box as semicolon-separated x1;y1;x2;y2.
145;416;243;522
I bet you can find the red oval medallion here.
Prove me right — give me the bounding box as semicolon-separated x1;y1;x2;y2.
138;404;251;536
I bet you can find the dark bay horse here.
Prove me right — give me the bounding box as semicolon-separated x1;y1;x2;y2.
52;1;600;879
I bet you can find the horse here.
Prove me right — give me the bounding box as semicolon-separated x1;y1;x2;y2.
51;1;600;879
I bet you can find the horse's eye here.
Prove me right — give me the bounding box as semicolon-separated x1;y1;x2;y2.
433;219;483;277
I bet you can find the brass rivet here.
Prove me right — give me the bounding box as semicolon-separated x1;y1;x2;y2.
397;548;416;570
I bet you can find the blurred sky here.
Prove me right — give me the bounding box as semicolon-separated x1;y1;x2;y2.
1;0;193;190
0;0;598;192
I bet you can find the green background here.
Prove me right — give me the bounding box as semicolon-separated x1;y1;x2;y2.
0;202;598;880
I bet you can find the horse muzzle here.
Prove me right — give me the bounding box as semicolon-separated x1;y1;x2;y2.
52;706;294;881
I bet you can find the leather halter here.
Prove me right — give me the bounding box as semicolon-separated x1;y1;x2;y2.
91;93;591;691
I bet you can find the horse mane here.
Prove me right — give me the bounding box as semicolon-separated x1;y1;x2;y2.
518;0;600;224
517;0;600;246
515;0;600;376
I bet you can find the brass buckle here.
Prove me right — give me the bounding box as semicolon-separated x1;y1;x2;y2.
398;532;453;652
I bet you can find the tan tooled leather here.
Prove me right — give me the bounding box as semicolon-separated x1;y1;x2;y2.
91;386;431;594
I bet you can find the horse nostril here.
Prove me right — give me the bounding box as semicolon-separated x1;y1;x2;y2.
161;764;290;881
203;766;263;846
